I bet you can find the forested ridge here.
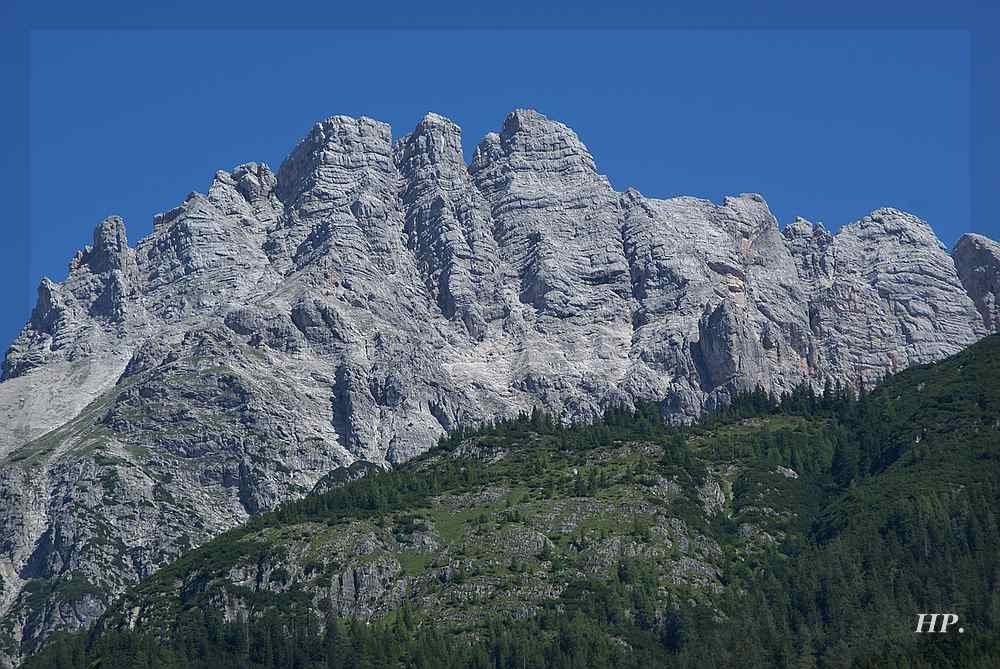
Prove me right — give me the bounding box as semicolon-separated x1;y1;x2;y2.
23;336;1000;668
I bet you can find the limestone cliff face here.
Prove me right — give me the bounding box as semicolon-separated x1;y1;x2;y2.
0;108;993;665
955;232;1000;333
785;210;987;388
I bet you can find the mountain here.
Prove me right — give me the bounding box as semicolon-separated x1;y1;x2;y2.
0;108;996;666
22;333;1000;668
955;233;1000;332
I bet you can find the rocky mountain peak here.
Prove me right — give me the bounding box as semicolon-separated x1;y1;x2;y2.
957;232;998;249
1;215;142;382
471;131;503;168
210;162;278;206
954;232;1000;332
489;108;599;177
718;193;780;240
783;216;817;238
846;207;945;250
275;115;394;208
500;107;555;135
395;112;465;172
84;216;132;275
415;111;461;135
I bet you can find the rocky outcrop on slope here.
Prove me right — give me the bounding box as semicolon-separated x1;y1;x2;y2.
0;108;994;666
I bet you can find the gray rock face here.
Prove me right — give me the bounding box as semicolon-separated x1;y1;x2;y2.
0;108;994;665
138;162;282;322
396;112;506;339
3;216;142;381
785;210;988;387
470;109;630;320
955;233;1000;332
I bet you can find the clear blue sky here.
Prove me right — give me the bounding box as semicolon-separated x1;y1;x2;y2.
8;27;987;350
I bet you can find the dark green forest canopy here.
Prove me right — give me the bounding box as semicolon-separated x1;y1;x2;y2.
24;335;1000;669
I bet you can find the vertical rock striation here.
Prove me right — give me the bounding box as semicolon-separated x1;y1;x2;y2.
396;112;507;339
954;233;1000;333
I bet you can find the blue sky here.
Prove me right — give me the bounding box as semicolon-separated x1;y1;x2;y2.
7;27;986;349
